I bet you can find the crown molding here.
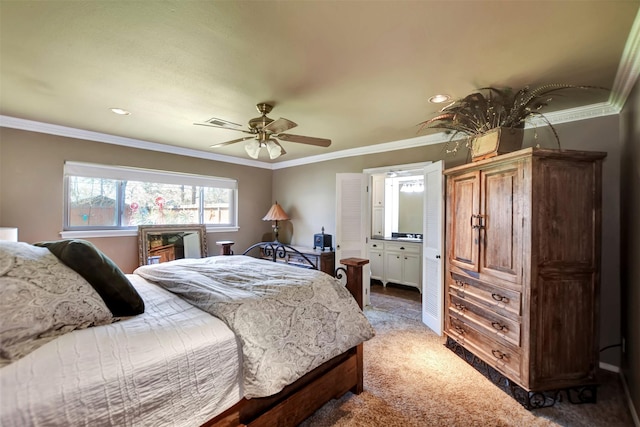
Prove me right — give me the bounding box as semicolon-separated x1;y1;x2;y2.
527;102;619;127
0;100;629;172
0;99;624;172
271;133;450;170
0;115;272;170
272;101;622;169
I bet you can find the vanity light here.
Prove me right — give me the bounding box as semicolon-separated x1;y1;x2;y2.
110;108;131;115
400;181;424;193
428;94;451;104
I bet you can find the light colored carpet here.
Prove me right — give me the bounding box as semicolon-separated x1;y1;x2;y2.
300;292;634;427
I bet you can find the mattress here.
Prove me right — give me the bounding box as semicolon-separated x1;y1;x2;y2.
0;274;243;427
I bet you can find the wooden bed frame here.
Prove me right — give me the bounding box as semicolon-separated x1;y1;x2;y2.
202;243;369;427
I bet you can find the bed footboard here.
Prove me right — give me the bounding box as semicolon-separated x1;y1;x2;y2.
203;257;369;427
242;241;319;270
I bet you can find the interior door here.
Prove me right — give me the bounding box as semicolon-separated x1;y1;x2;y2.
422;161;444;334
335;173;368;304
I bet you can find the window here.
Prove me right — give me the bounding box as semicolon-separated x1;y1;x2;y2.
64;162;237;233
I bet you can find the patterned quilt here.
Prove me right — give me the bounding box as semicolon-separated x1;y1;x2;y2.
134;255;375;398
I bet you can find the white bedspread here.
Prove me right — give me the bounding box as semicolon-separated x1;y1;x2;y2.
0;275;242;427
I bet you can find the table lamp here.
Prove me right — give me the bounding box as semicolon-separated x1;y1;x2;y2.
262;202;289;242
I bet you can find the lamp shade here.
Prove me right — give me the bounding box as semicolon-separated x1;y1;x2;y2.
245;140;261;159
262;202;289;221
0;227;18;242
265;139;285;160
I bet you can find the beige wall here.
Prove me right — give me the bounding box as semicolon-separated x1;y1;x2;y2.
272;143;454;246
620;78;640;420
0;128;274;273
273;115;623;370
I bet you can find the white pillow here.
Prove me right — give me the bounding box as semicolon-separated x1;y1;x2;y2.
0;241;113;367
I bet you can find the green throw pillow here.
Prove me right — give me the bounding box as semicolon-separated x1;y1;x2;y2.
34;239;144;317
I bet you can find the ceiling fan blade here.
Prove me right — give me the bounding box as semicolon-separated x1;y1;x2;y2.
277;133;331;147
210;136;254;148
194;122;254;134
263;117;297;134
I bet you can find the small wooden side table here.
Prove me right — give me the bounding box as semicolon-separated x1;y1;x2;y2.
216;240;235;255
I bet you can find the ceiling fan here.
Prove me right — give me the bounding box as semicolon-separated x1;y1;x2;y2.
194;103;331;159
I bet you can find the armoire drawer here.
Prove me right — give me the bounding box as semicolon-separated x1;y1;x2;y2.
448;316;522;382
449;272;521;320
449;293;521;347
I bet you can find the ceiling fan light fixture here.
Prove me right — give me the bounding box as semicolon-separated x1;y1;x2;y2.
266;139;284;159
244;139;261;159
198;103;331;160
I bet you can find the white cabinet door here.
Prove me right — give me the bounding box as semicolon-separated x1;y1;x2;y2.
384;251;403;284
369;248;384;280
372;206;384;237
372;174;385;207
403;253;421;290
369;241;384;280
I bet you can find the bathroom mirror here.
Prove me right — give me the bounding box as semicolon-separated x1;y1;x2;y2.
138;224;208;266
385;175;424;236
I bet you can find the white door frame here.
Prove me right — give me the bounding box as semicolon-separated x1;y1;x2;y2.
362;161;444;331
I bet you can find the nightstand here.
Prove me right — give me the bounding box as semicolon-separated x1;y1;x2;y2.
260;244;335;276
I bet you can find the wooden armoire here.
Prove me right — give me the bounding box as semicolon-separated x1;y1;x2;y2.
443;147;606;408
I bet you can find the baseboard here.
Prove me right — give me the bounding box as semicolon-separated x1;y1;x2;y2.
620;370;640;427
600;361;621;373
599;362;640;426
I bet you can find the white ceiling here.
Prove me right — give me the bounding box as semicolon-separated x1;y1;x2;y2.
1;1;639;166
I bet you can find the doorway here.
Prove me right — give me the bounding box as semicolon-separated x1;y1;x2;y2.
363;161;444;334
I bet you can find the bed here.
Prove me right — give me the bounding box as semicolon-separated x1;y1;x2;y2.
0;240;373;427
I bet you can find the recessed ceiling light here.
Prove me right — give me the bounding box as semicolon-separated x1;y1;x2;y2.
110;108;131;115
428;94;451;104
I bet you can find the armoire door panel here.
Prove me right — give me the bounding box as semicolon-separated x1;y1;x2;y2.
530;274;597;389
480;165;522;283
536;159;598;268
449;171;479;272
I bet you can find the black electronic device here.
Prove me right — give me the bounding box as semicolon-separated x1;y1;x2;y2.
313;227;333;252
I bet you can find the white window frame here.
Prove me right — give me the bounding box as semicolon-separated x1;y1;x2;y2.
61;161;238;238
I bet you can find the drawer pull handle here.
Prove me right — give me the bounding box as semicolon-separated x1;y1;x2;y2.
454;303;466;311
491;321;509;332
491;293;510;303
454;325;465;335
492;349;508;360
